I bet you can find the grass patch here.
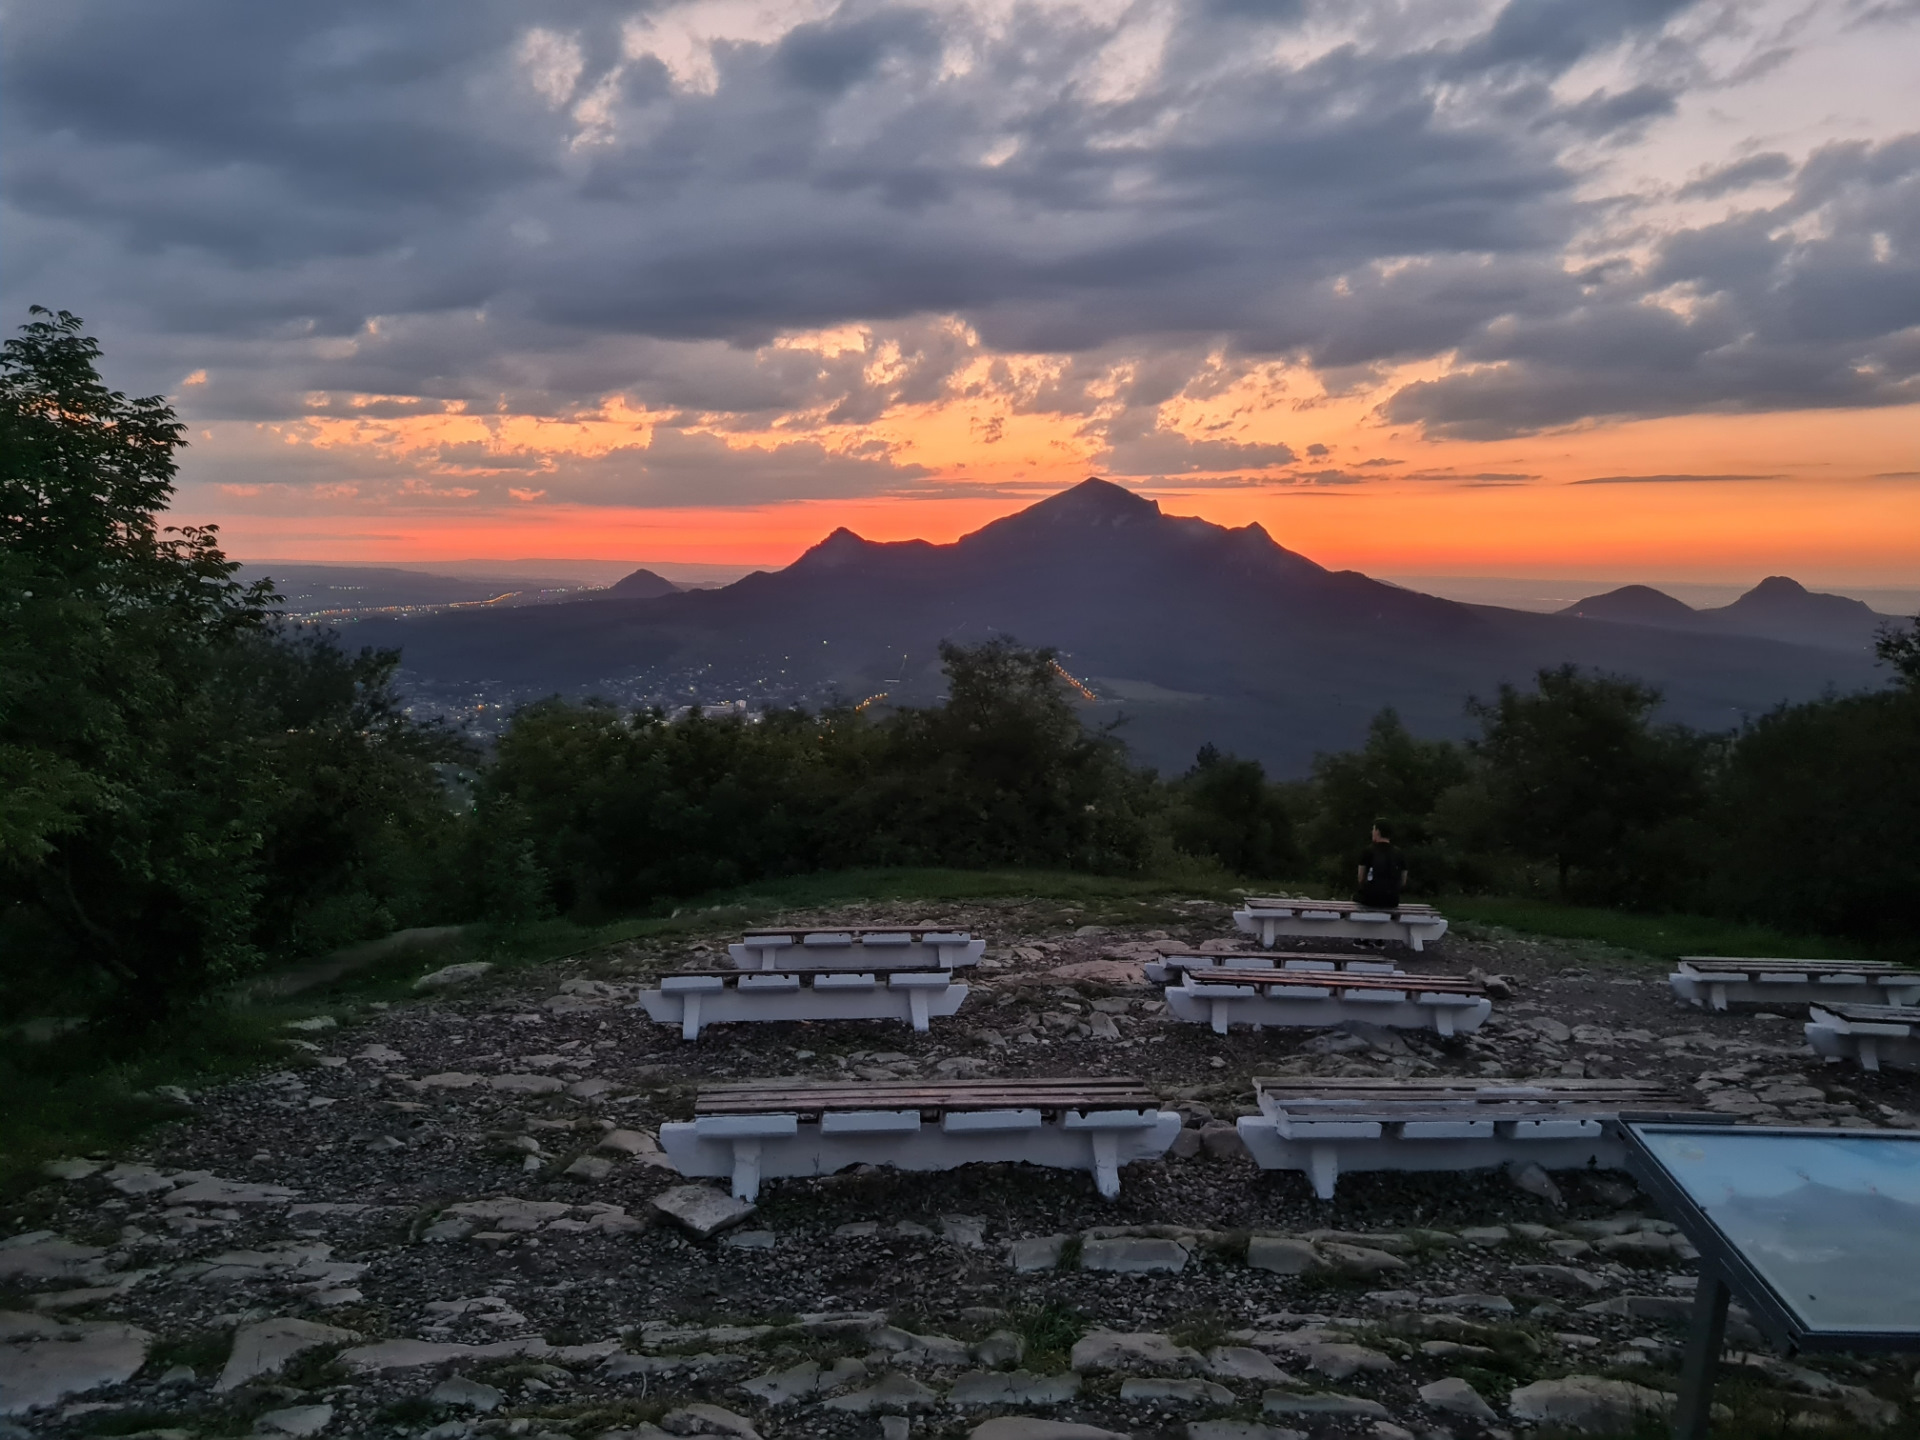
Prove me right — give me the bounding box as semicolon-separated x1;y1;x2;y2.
142;1330;234;1376
1169;1312;1237;1352
1443;895;1863;963
1010;1301;1086;1374
0;1009;296;1202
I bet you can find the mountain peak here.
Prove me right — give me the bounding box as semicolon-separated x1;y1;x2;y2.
1023;477;1162;526
603;566;679;599
790;526;876;571
1745;575;1810;600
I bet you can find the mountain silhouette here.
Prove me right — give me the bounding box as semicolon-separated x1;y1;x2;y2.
600;567;681;600
1562;575;1892;652
352;478;1883;772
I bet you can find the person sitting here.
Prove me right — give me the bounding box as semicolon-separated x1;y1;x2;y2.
1355;820;1408;908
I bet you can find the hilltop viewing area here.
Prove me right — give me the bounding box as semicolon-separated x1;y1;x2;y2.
8;0;1920;1434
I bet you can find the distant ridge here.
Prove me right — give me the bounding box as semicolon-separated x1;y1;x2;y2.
351;477;1884;774
1562;575;1892;652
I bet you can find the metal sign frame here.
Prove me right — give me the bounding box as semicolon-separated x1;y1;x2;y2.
1621;1122;1920;1439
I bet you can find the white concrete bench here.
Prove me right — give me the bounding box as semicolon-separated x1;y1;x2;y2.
659;1079;1181;1201
1233;900;1448;951
1164;966;1490;1037
1143;952;1403;984
1668;957;1920;1012
1806;1003;1920;1073
1236;1077;1706;1199
728;929;986;971
635;967;967;1041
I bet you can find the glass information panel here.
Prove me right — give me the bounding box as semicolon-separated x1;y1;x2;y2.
1634;1127;1920;1335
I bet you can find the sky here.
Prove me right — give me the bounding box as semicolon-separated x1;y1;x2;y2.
4;0;1918;585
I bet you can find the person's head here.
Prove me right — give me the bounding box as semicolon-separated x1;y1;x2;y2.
1371;819;1393;844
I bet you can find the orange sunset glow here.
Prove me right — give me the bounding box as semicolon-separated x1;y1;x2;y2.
9;0;1918;591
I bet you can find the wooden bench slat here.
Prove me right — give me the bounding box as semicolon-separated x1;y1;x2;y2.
1674;963;1896;975
696;1078;1158;1115
662;962;950;980
740;926;974;939
1255;1076;1672;1095
1189;969;1482;994
1810;1002;1920;1022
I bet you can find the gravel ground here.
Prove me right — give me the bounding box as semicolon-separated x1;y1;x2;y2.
5;900;1918;1440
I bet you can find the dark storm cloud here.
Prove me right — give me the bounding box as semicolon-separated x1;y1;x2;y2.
2;0;1916;486
1383;132;1920;437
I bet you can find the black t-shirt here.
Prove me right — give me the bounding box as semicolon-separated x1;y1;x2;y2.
1357;841;1405;906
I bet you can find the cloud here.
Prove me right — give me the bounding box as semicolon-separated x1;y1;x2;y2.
1100;428;1297;476
1570;472;1783;484
1677;151;1796;200
0;0;1914;486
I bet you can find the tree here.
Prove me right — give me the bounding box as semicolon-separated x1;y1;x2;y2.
1;310;465;1022
1467;665;1711;903
1710;683;1920;941
1300;709;1470;891
1170;744;1299;878
863;639;1154;872
1875;614;1920;688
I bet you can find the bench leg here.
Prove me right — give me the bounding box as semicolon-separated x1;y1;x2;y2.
1210;1000;1230;1035
1410;932;1424;953
1709;983;1727;1012
1859;1036;1880;1073
1435;1009;1456;1038
1088;1131;1122;1200
731;1139;763;1202
1260;920;1278;948
908;988;931;1032
681;992;703;1042
1308;1143;1339;1201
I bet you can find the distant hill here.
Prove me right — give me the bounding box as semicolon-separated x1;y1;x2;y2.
1562;575;1892;652
236;563;596;617
349;479;1886;774
1562;584;1700;627
599;567;681;600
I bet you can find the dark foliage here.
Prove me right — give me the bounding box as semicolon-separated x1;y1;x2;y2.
1169;744;1299;879
0;311;468;1023
480;638;1156;917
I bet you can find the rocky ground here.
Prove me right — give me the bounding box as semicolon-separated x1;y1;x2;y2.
6;898;1919;1440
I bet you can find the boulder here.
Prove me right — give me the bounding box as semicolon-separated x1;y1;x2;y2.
256;1403;333;1436
1069;1330;1203;1374
968;1422;1128;1440
429;1376;504;1411
217;1318;356;1391
948;1371;1081;1406
742;1358;867;1405
1419;1377;1496;1421
1198;1121;1248;1161
0;1313;151;1417
653;1186;756;1239
1009;1236;1068;1272
1261;1391;1389;1419
662;1403;763;1440
414;962;493;992
821;1373;940;1413
1318;1243;1407;1277
1206;1347;1291;1383
1080;1237;1189;1274
1508;1376;1675;1432
489;1074;564;1095
1120;1378;1233;1405
1247;1237;1323;1276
